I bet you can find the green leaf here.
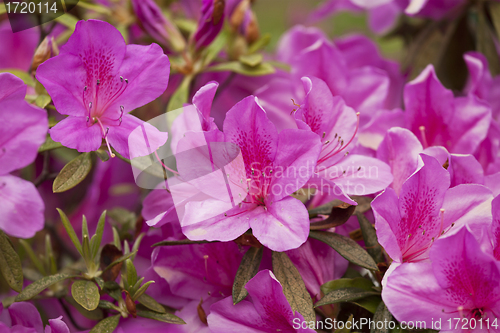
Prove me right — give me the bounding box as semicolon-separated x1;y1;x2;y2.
77;1;111;14
239;54;263;67
203;30;228;67
136;309;186;324
95;277;105;290
247;33;271;54
489;2;500;40
167;75;192;112
0;3;5;14
98;300;121;311
89;315;120;333
35;95;52;108
45;234;57;275
272;252;315;322
357;212;383;263
19;240;47;276
232;246;263;304
91;211;107;259
309;231;378;271
321;278;374;296
72;280;100;311
0;69;35;87
371;302;393;333
53;153;92;193
152;239;215;247
137;294;166;313
103;252;136;273
0;231;23;292
205;61;275;76
38;135;63;152
133;281;154;301
353;295;382;314
15;273;74;301
315;287;380;307
125;259;137;287
57;208;83;255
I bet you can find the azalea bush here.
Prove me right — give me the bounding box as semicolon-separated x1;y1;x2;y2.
0;0;500;332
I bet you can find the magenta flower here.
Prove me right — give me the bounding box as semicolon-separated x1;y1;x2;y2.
36;19;170;159
404;65;491;154
493;195;500;260
372;153;493;267
295;76;393;204
0;73;47;238
0;302;69;333
181;96;322;251
383;227;500;327
208;270;315;332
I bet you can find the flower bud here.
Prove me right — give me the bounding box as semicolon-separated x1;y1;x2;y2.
31;36;59;72
131;0;186;52
192;0;226;51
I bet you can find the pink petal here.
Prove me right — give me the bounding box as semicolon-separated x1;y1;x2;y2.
8;302;43;333
0;175;44;238
49;116;102;153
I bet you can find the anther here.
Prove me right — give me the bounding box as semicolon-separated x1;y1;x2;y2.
322;132;326;138
120;76;123;82
325;140;330;144
84;86;87;91
96;79;100;85
125;79;129;84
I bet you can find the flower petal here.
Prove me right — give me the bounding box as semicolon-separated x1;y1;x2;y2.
0;175;44;238
49;116;102;153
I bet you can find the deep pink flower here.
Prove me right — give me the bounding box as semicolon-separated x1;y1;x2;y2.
36;19;169;159
295;76;393;204
0;302;70;333
372;153;493;266
192;0;225;50
0;21;40;71
0;73;47;238
180;96;322;251
208;270;315;332
493;195;500;261
383;227;500;328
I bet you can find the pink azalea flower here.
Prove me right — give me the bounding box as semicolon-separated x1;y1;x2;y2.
180;96;322;251
295;76;393;204
36;19;170;159
404;65;491;154
383;227;500;328
492;195;500;260
207;270;315;332
0;73;47;238
372;153;493;267
0;302;70;333
192;0;225;50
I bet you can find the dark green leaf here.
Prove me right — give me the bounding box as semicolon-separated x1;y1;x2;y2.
310;204;355;230
308;200;343;217
133;281;154;301
371;302;393;333
321;277;374;295
206;61;275;76
352;295;382;314
95;277;105;290
98;300;120;311
53;153;92;193
89;315;120;333
95;149;110;162
72;280;100;311
38;135;63;152
103;252;136;273
315;288;380;307
309;231;378;271
57;208;83;255
489;2;500;40
136;309;185;324
137;294;166;313
272;251;315;322
232;246;263;304
15;273;74;301
356;212;383;263
0;231;23;292
91;211;107;259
